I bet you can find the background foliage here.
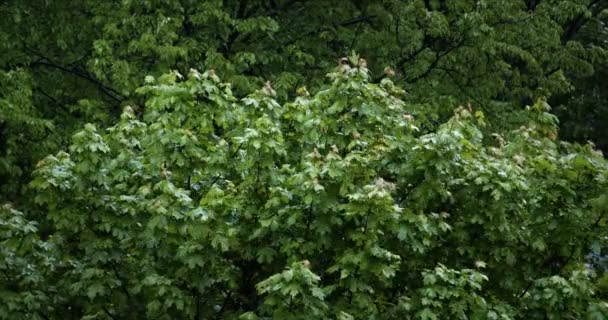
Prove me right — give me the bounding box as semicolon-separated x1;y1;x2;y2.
1;0;607;319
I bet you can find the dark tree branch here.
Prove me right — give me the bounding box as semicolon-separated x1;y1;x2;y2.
220;0;250;55
336;14;376;28
526;0;541;11
396;10;531;84
281;15;376;48
405;37;466;83
396;45;428;72
545;66;561;78
35;87;74;115
561;0;604;44
372;34;433;83
303;202;313;243
109;262;133;303
22;44;123;103
193;288;201;320
279;0;302;10
437;66;485;107
37;312;51;320
439;0;448;13
423;0;431;10
395;17;402;46
215;290;232;319
384;11;499;83
30;60;122;103
349;9;370;50
101;307;118;320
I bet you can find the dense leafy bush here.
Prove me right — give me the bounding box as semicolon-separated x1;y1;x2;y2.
2;60;607;319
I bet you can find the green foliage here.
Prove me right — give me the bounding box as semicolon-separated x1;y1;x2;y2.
0;70;53;198
2;62;606;318
1;0;607;199
1;0;608;318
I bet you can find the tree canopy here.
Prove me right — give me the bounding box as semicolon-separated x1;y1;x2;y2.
1;1;608;319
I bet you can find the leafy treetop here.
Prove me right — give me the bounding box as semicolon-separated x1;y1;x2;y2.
2;60;607;319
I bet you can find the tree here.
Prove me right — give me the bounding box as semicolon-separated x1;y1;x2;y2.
2;1;608;318
2;60;606;319
1;0;607;203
